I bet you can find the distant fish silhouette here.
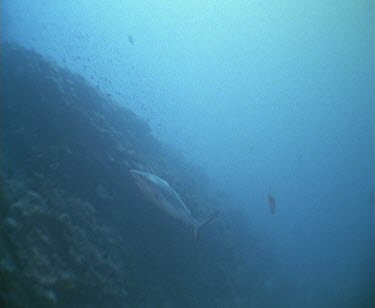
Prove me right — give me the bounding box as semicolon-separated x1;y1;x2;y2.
268;194;276;214
128;34;134;45
129;169;218;240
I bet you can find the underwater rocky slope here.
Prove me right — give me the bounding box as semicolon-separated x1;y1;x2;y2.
0;44;282;307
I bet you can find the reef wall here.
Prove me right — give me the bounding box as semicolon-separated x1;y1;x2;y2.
0;44;280;308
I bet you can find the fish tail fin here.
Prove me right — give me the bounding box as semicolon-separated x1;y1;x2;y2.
193;210;219;242
193;223;200;242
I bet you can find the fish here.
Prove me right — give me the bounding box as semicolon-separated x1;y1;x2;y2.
129;169;218;240
268;194;276;214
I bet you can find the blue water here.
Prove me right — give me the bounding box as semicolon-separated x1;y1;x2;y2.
2;1;374;306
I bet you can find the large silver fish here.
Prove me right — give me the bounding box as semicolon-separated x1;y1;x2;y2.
129;169;217;240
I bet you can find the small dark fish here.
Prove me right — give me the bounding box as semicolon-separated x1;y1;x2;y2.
128;34;134;45
268;194;276;214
